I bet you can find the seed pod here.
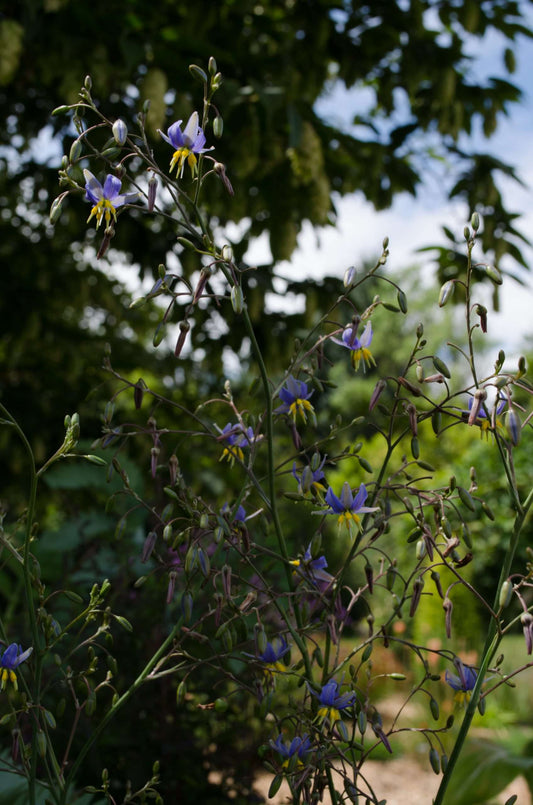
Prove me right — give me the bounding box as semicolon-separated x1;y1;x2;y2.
397;289;408;313
429;747;441;775
432;356;451;378
457;486;476;512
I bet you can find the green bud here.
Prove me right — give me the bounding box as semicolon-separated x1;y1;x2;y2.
430;698;439;721
499;580;513;609
231;286;244;314
176;680;187;706
485;264;503;285
177;236;196;250
438;280;455;307
69;138;83;162
49;194;66;224
153;323;165;347
214;697;228;713
411;436;420;460
36;731;47;758
189;64;208;83
431;409;441;434
208;56;217;75
52;105;71;116
471;212;480;231
213;115;224;138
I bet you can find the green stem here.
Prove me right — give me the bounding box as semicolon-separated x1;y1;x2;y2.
434;487;533;804
60;618;183;804
0;404;43;805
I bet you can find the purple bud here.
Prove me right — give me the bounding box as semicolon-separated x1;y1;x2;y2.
369;379;387;411
150;446;160;479
174;320;191;358
142;531;157;563
507;409;521;446
443;597;453;639
522;612;533;654
148;175;158;212
166;570;177;604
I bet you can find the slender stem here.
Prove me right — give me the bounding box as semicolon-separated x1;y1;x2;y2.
434;488;533;804
60;618;184;804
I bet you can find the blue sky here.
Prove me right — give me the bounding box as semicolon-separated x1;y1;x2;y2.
247;11;533;356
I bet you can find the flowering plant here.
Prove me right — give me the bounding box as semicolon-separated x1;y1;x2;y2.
2;60;533;805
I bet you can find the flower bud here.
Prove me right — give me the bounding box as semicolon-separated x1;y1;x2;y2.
208;56;217;75
438;280;455;307
507;409;521;446
499;580;513;609
148;175;158;211
213;115;223;138
174;320;191;358
112;119;128;146
409;577;424;617
475;304;487;333
344;265;356;287
231;286;244;314
471;211;480;231
189;64;208;83
141;531;157;563
369;379;387;411
49;193;67;224
443;597;453;638
432;356;451;378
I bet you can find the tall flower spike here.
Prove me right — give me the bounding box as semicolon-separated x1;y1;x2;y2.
322;482;379;531
0;643;32;692
84;170;138;229
332;322;376;371
276;376;316;425
158;112;214;178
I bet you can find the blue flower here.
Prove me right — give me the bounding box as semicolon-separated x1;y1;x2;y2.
290;545;334;589
445;659;478;706
466;395;506;439
323;482;378;531
84;170;139;229
220;502;247;524
270;734;311;769
158;112;213;177
276;376;316;425
258;637;290;674
332;322;375;371
312;680;356;724
216;422;255;465
0;643;32;692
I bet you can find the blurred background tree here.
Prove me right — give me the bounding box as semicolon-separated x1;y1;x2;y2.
1;0;531;471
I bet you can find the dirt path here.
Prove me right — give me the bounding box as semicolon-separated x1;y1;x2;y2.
253;759;532;804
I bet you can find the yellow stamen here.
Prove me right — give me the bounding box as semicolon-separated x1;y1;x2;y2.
87;198;117;229
288;398;314;424
0;668;17;691
318;706;341;723
220;445;244;466
337;511;361;530
351;348;375;372
170;148;198;177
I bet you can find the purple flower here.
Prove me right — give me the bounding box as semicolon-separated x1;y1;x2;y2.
216;422;255;465
332;322;375;371
257;637;290;673
0;643;32;692
445;658;478;706
290;545;334;589
220;502;247;524
322;482;379;530
276;376;316;425
465;395;506;439
270;734;311;769
158;112;213;177
312;680;356;723
84;170;138;229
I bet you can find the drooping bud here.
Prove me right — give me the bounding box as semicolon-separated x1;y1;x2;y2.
49;193;67;224
484;264;503;285
214;162;234;195
369;379;387;411
148;175;158;211
189;64;208;83
475;304;488;333
468;387;487;425
507;409;521;446
174;320;191;358
409;577;424;617
133;378;145;410
443;597;453;639
522;613;533;655
141;531;157;563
